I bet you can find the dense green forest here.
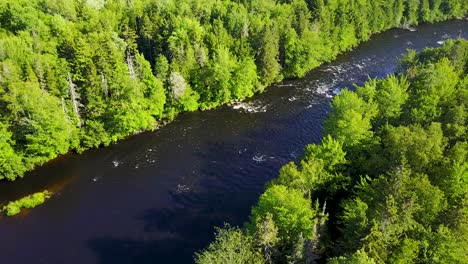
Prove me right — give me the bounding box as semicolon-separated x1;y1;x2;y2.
0;0;466;181
195;39;468;263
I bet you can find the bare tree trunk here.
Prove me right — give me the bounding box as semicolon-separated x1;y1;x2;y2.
67;73;82;127
101;73;109;97
35;61;46;90
61;97;67;116
127;50;136;79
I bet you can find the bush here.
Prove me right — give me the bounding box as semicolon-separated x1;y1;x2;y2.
2;191;51;216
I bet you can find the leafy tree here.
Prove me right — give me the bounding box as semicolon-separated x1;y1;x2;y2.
0;0;465;187
230;57;259;99
338;167;447;262
169;71;199;111
4;81;78;164
431;141;468;202
250;185;316;246
329;249;377;264
382;123;446;173
0;121;26;180
195;225;265;264
254;213;279;264
256;26;281;86
135;53;166;120
198;24;468;264
324;89;377;148
274;135;349;196
407;58;460;124
374;75;409;124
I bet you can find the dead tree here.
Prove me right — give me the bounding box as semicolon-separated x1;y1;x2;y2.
67;73;82;127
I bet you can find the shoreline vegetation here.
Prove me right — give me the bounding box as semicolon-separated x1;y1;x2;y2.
195;39;468;263
2;190;51;216
0;0;466;181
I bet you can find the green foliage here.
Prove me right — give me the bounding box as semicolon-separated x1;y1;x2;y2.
254;213;279;263
375;75;410;124
329;40;468;263
256;26;282;85
250;185;316;246
1;0;465;181
382;123;446;172
2;190;51;216
432;141;468;202
178;87;200;112
324;89;376;148
407;58;460;123
329;249;377;264
199;40;468;263
230;57;259;99
338;168;447;260
0;121;26;180
273;135;349;196
194;225;265;264
3;81;79;165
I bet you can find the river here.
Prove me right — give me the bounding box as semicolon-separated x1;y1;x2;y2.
0;20;466;264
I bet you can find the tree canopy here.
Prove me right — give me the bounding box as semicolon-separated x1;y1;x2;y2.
196;39;468;264
1;0;466;180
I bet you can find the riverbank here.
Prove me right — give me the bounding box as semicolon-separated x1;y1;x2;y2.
196;38;468;263
0;20;466;264
1;0;466;181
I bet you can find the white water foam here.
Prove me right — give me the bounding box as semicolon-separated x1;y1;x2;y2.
252;154;267;162
176;184;191;193
232;102;267;113
401;25;417;32
276;84;295;87
238;148;247;154
314;77;340;98
306;103;318;109
356;63;365;70
332;87;342;96
315;83;334;98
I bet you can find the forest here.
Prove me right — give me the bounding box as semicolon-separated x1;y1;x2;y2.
1;0;466;180
195;39;468;263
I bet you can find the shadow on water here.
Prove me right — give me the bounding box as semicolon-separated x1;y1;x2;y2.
88;208;206;264
88;237;192;264
88;192;253;263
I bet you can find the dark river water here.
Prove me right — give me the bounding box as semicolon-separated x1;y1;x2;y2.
1;20;467;264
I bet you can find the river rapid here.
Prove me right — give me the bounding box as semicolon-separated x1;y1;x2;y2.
0;20;467;264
